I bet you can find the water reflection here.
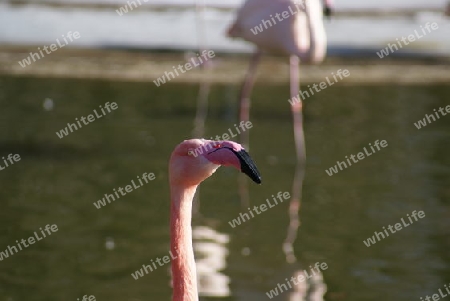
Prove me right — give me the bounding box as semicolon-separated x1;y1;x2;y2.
283;164;305;264
193;225;231;297
281;162;327;301
287;269;327;301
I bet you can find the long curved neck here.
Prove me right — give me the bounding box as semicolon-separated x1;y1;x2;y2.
170;183;199;301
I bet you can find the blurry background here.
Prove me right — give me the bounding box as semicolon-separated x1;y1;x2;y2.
0;1;449;301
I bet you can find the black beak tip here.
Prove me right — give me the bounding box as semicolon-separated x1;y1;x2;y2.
242;169;262;184
235;150;262;185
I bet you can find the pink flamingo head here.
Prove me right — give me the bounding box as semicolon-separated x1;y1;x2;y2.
169;139;261;187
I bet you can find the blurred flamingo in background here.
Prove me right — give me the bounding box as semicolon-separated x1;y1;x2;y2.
228;1;333;279
227;0;333;161
169;139;261;301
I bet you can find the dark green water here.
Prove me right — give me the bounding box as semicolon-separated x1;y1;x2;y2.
0;76;448;301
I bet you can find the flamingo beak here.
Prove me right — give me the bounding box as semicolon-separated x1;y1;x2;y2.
205;146;262;184
232;149;262;184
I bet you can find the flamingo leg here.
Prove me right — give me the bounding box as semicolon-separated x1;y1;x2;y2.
239;49;262;150
282;56;307;263
289;55;306;163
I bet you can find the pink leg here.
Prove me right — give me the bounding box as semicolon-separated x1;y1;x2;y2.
282;55;307;263
289;55;306;162
239;50;262;150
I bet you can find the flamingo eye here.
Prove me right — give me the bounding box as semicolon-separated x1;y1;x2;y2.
214;144;221;149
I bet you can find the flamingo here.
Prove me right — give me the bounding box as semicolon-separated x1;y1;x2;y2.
227;0;333;161
169;139;261;301
228;2;332;282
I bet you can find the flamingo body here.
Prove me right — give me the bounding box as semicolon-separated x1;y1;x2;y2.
228;0;328;63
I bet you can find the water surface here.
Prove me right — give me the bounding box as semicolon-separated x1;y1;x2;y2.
0;76;449;301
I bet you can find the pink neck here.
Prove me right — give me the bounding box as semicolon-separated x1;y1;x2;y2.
170;184;199;301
